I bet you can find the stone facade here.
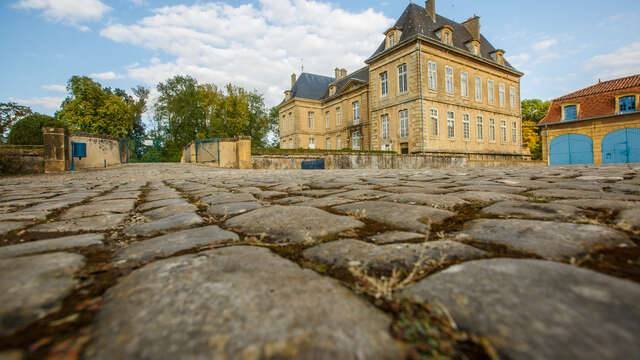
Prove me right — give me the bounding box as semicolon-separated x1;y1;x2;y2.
278;1;527;158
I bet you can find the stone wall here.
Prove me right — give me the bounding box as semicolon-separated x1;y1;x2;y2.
181;137;251;169
0;146;44;175
69;132;121;169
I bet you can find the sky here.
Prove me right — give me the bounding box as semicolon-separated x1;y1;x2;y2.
2;0;640;120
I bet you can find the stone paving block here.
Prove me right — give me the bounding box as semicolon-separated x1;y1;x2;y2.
382;193;468;210
454;184;528;194
527;189;640;201
124;213;204;237
207;201;265;217
0;221;31;236
61;199;136;219
200;192;257;205
449;191;528;203
139;198;188;212
400;259;640;360
292;197;355;208
337;189;391;201
272;196;313;204
143;203;199;220
616;207;640;234
225;205;364;244
0;252;85;337
480;200;585;221
291;189;348;197
554;199;638;212
0;233;103;258
30;214;127;233
368;231;425;244
333;201;454;233
380;186;450;194
92;191;140;201
144;191;181;202
115;226;239;265
87;246;403;360
303;239;486;273
457;219;633;259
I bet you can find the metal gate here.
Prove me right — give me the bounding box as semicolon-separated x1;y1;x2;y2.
194;138;220;163
301;158;325;169
549;134;594;165
602;128;640;164
120;138;162;163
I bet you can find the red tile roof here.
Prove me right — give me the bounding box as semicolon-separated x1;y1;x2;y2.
540;74;640;125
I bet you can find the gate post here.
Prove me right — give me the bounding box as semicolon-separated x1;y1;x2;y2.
236;136;252;169
43;128;69;173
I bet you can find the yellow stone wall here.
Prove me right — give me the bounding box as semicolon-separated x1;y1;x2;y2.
540;113;640;164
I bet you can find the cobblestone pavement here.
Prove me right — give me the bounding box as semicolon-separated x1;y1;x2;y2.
1;163;639;359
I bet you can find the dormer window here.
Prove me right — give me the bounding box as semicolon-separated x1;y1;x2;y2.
444;32;450;45
618;95;637;113
490;50;506;65
385;28;401;49
466;40;481;56
329;86;336;96
562;104;578;121
473;44;479;55
436;26;453;46
389;33;395;47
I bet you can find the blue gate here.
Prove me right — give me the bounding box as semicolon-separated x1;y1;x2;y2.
602;128;640;164
301;158;325;169
549;134;594;165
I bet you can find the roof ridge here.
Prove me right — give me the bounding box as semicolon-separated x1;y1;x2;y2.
553;73;640;101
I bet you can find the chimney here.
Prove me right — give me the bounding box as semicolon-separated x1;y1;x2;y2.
335;67;341;79
284;90;291;100
291;74;297;88
341;68;347;78
425;0;436;23
462;15;480;41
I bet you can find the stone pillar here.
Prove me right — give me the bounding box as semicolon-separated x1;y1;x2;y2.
236;137;252;169
43;128;69;173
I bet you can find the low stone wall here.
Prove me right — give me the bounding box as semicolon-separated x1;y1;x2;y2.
69;132;121;169
252;154;544;170
0;146;44;175
182;137;252;169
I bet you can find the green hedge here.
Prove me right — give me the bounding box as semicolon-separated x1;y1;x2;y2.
252;148;395;156
7;114;68;145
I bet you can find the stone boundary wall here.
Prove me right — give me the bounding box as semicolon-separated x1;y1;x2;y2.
69;132;121;169
0;146;44;175
182;137;252;169
252;154;544;170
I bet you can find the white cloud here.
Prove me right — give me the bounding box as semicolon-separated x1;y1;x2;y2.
14;0;110;29
100;0;394;106
584;42;640;80
9;96;64;110
41;84;67;92
89;71;123;80
532;39;557;52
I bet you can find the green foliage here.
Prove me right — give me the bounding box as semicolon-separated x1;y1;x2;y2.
522;99;550;123
56;76;134;138
521;99;550;160
1;102;32;141
7;113;67;145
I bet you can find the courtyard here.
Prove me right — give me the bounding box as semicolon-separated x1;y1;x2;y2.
0;163;639;359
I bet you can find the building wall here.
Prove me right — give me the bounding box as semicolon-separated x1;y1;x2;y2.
69;133;121;169
540;113;640;164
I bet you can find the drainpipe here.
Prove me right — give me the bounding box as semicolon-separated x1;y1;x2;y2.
545;125;550;166
418;41;425;153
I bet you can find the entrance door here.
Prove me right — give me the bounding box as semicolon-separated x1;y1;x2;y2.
549;134;593;165
602;128;640;164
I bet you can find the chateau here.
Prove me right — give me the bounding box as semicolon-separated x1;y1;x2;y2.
278;1;529;159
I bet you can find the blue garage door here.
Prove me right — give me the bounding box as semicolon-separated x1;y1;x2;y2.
602;128;640;164
550;134;594;165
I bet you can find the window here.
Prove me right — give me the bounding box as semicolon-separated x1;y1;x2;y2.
477;116;483;141
352;131;361;150
399;110;409;138
329;86;335;96
563;105;577;121
309;137;315;149
353;101;359;124
430;109;439;136
382;144;392;151
325;111;330;128
473;44;479;55
447;111;455;138
475;76;482;101
512;121;517;143
501;120;507;142
389;33;395;47
463;114;470;140
619;95;636;113
428;62;437;91
380;72;388;98
461;72;468;97
326;138;331;150
308;112;314;129
444;31;450;45
445;66;454;94
487;80;494;105
499;83;505;107
336;107;342;125
489;118;496;142
289;138;293;148
398;64;408;94
337;135;341;149
381;114;390;140
510;86;516;108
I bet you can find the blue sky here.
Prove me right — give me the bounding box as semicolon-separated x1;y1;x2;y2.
2;0;639;119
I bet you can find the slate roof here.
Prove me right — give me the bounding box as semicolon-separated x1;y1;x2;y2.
322;66;370;100
539;74;640;126
290;73;335;101
367;3;516;70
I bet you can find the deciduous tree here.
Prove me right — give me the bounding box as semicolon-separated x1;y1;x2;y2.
521;99;550;160
0;102;32;141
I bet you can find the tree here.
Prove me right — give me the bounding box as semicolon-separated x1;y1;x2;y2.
267;106;280;148
7;113;67;145
1;102;32;142
521;99;550;160
56;76;133;138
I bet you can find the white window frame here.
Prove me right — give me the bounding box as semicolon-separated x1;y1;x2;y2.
337;135;341;150
336;107;341;126
476;115;483;141
380;72;388;98
325;111;330;128
512;121;517;143
352;131;361;150
308;112;314;129
489;118;496;142
428;61;437;91
388;33;395;47
463;113;470;140
475;76;482;102
510;86;516;108
309;137;315;149
461;72;468;97
445;66;454;94
444;31;450;44
381;114;390;140
487;80;494;105
499;83;506;107
326;138;331;150
447;111;455;139
353;101;359;124
399;110;409;139
501;119;507;142
398;64;408;94
430;108;439;137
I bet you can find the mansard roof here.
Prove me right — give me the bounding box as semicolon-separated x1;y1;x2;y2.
290;73;335;101
322;66;369;100
367;3;517;71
